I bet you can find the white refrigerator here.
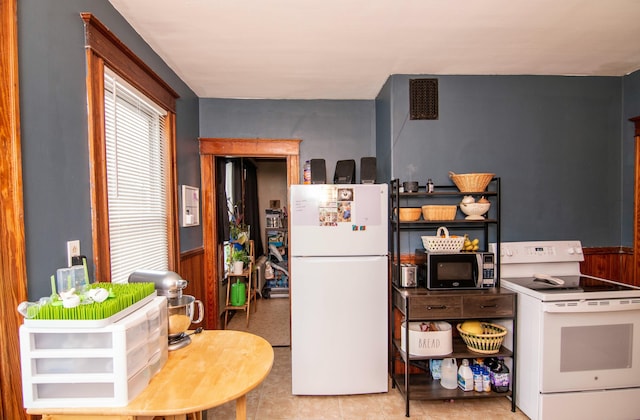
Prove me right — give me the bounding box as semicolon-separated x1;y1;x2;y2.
290;183;389;395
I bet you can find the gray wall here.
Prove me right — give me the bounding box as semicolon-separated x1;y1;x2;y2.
622;70;640;246
17;0;640;300
18;0;201;299
378;75;628;252
375;78;393;184
199;99;375;182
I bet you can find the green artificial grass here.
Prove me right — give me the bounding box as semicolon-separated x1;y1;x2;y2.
34;282;155;320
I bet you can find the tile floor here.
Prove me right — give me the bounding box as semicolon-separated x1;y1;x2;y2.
206;347;530;420
214;298;528;419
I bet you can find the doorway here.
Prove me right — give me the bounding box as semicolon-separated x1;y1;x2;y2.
199;138;301;329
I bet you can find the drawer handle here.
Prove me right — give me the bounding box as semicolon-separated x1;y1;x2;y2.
426;305;446;310
480;304;498;309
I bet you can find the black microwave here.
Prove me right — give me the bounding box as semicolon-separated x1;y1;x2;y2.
415;249;496;290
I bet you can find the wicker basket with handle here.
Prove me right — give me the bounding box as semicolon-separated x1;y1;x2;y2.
421;227;465;253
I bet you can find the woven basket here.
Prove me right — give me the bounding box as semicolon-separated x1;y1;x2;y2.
398;207;422;222
421;205;457;221
449;172;495;192
421;227;465;253
456;322;507;354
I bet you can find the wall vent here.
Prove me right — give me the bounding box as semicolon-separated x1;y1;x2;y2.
409;78;438;120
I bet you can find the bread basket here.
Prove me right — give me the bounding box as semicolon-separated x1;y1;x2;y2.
449;172;495;192
421;205;457;221
421;227;465;253
456;322;507;354
398;207;421;222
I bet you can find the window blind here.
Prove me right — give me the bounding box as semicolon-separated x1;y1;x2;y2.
104;69;169;283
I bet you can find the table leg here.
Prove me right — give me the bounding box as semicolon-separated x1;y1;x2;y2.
235;394;247;420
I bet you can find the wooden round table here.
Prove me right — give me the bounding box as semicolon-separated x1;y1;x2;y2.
28;330;274;420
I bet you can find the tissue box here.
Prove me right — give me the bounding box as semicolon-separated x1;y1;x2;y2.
400;321;452;356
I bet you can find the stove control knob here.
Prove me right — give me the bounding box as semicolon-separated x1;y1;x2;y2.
567;247;575;255
574;247;583;254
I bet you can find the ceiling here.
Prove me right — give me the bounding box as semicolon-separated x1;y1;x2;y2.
109;0;640;100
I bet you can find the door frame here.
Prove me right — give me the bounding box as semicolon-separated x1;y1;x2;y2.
199;138;301;329
631;116;640;284
1;0;29;418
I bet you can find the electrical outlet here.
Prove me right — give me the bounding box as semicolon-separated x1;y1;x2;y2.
67;240;80;267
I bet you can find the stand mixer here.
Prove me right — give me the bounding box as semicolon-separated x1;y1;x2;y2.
128;270;204;351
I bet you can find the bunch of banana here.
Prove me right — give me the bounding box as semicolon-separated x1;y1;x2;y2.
463;235;480;252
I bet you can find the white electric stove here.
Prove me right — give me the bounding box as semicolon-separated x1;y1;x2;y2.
492;240;640;420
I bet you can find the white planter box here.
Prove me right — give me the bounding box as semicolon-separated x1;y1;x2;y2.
19;296;168;408
400;321;453;357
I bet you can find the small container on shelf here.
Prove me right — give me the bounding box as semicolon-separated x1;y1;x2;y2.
456;322;507;354
421;205;457;221
400;321;452;356
449;172;495;192
421;227;465;253
398;207;421;222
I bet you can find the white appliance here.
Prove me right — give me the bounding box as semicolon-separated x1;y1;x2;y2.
290;184;388;395
492;240;640;420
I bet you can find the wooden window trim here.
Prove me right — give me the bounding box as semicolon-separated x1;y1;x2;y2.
82;13;179;282
81;13;177;112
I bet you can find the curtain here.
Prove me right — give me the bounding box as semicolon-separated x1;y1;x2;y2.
215;157;229;242
243;160;263;258
220;158;263;256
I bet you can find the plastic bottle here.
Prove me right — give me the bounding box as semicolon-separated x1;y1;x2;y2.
458;358;474;391
303;160;311;184
473;365;483;392
430;359;442;380
482;366;492;392
491;358;510;393
440;358;458;389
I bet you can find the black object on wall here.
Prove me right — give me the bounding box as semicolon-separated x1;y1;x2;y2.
360;157;377;184
334;159;356;184
242;160;264;258
310;159;327;184
216;157;230;242
409;78;438;120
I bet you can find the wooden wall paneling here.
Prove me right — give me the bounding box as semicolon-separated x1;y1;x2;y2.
179;247;205;300
0;0;29;418
619;252;636;286
391;308;427;375
580;247;634;285
399;247;633;285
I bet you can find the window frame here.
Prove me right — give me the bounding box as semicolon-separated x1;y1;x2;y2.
82;13;180;282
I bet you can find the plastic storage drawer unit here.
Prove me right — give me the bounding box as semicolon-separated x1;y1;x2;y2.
19;296;168;408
